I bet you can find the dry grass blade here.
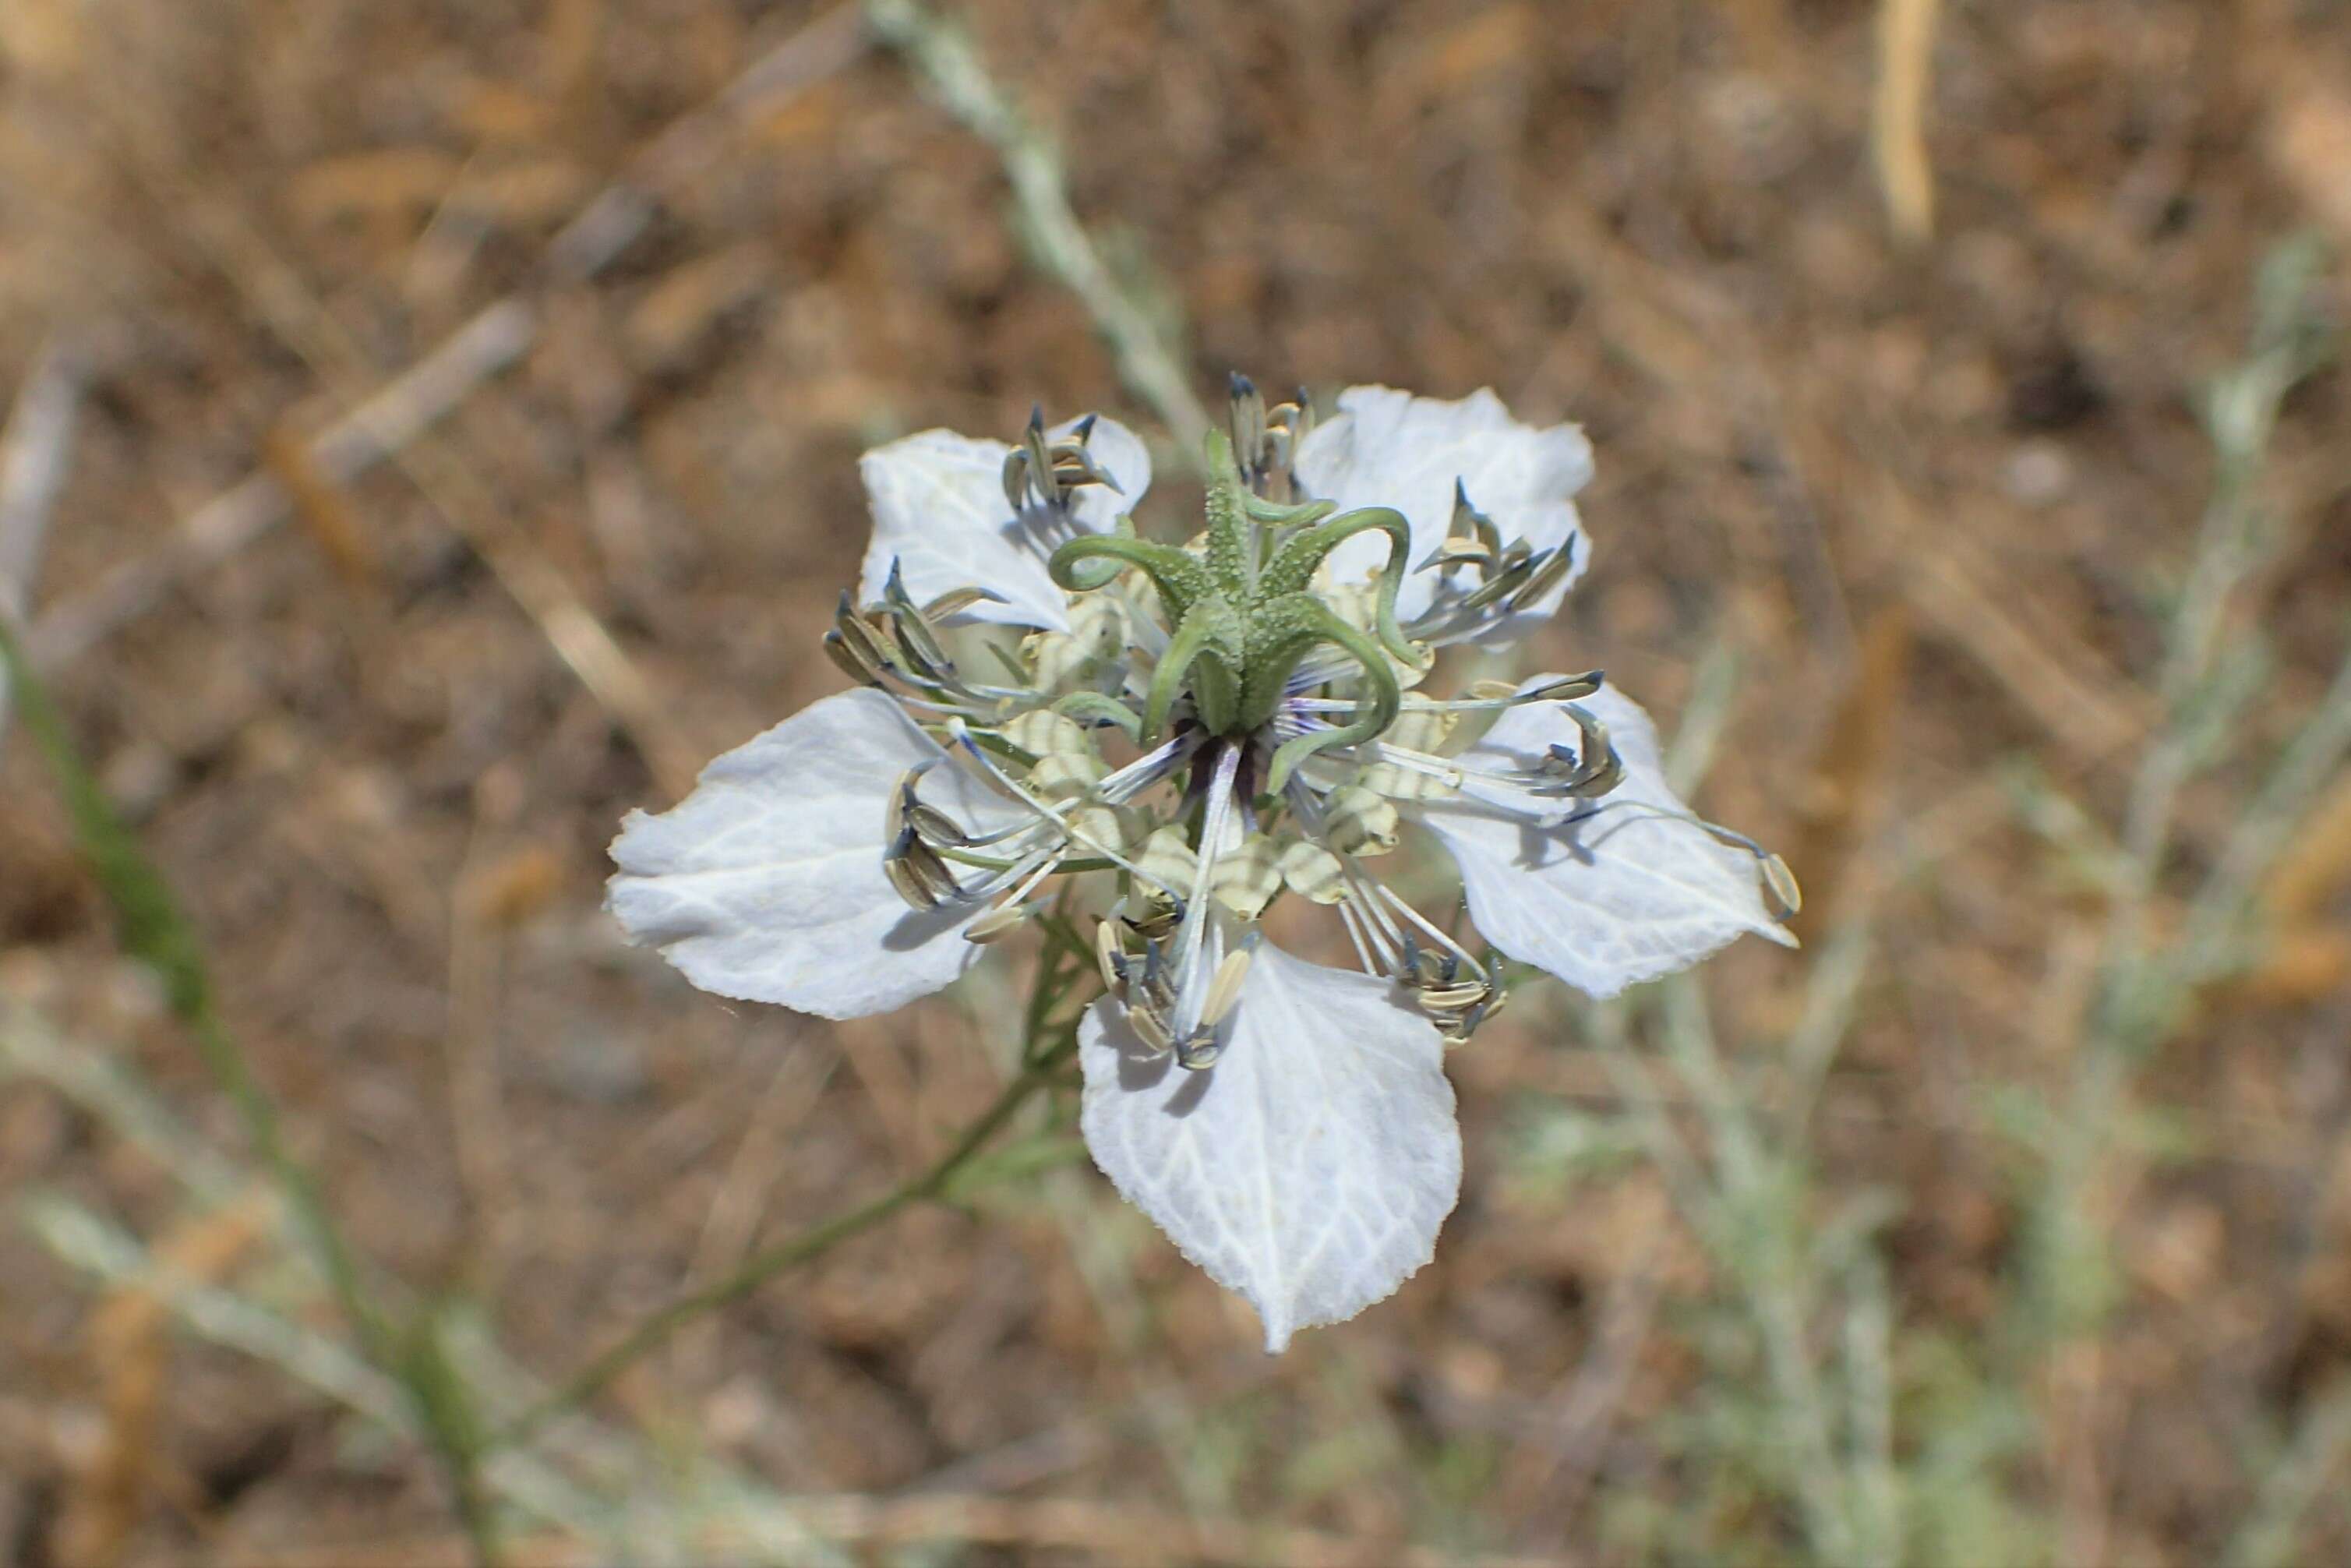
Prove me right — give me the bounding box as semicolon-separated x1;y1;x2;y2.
2259;768;2351;925
23;3;869;679
1787;604;1912;941
863;0;1211;449
1540;202;2152;766
26;300;536;672
1892;485;2151;762
1872;0;1941;245
0;331;90;742
55;1196;270;1568
157;178;703;796
754;1492;1567;1568
191;1494;1562;1568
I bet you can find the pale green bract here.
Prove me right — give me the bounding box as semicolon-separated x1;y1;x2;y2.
608;381;1796;1351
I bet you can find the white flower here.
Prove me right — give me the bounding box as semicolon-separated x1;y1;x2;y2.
609;382;1796;1351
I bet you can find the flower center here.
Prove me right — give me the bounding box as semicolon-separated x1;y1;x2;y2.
841;379;1795;1066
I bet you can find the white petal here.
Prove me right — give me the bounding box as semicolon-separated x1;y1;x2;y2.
606;688;1022;1019
856;417;1151;633
1292;385;1593;633
1079;941;1461;1352
1414;683;1795;999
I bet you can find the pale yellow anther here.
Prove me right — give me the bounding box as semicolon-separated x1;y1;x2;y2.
1127;1005;1174;1054
1275;835;1348;904
1209;832;1284;919
1025;596;1126;692
1093;917;1135;997
1761;852;1804;920
1322;786;1400;856
1319;579;1374;630
1003;708;1090;759
1135;825;1198;902
1062;803;1132;857
1383;694;1456;753
1360;695;1462;801
963;905;1033;945
1319;580;1430;690
1027;750;1108;802
1200;948;1255;1028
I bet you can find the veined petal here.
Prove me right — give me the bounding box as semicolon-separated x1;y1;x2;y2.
857;416;1151;632
1414;683;1795;999
1079;939;1461;1352
606;688;1022;1019
1292;385;1592;632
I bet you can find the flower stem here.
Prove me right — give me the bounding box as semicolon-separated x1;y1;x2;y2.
2;618;504;1567
492;1034;1081;1449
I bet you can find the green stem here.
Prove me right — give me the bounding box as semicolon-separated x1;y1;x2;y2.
1262;506;1421;666
1262;599;1405;794
1143;605;1241;740
1047;533;1209;621
491;1035;1082;1449
2;619;501;1566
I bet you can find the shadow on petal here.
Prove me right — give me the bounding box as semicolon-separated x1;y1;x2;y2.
1099;1007;1220;1115
881;902;976;952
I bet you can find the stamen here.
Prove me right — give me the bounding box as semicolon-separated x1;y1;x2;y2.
824;628;886;687
922;585;1008;621
1528;703;1624;798
1165;743;1244;1044
1200;947;1253;1026
1128;1005;1174;1054
1505;539;1581;611
883;826;962;911
939;718;1191;899
1376;883;1490;987
1285;779;1408;975
963;904;1035;945
1003;405;1122;511
1760;852;1804;920
1333;895;1382;976
1095;917;1130;996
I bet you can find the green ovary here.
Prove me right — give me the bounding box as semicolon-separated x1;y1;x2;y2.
1047;431;1424;772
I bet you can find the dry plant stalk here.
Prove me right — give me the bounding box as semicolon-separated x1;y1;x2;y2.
444;774;561;1295
24;3;869;680
55;1195;271;1568
27;300;538;672
1786;604;1912;941
1538;200;2152;768
0;333;90;742
151;175;704;797
863;0;1213;447
1872;0;1941;244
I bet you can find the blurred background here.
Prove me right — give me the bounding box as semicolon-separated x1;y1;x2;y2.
2;1;2349;1563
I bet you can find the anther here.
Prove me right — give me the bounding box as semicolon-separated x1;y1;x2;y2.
963;904;1034;944
1322;786;1401;856
1450;479;1502;555
922;585;1008;622
1128;1006;1174;1055
883;827;962;912
1532;704;1623;798
1175;1032;1222;1072
1228;372;1267;483
1504;539;1581;612
1532;670;1604;702
1199;947;1253;1029
1095;918;1131;996
833;592;902;679
824;629;885;687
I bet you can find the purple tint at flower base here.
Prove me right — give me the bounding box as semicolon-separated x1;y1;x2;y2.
608;380;1798;1352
